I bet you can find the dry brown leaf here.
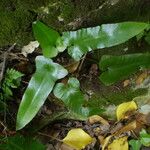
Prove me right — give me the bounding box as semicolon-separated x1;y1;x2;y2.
88;115;109;125
123;80;130;87
136;72;148;85
21;41;39;57
113;121;137;136
64;61;80;73
101;135;112;150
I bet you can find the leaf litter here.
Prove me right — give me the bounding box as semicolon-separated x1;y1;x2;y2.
0;42;150;150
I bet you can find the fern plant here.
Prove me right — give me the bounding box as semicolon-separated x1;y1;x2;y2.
0;68;23;99
16;21;150;130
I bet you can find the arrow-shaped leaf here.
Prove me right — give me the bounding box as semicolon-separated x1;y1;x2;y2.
99;53;150;85
16;56;68;130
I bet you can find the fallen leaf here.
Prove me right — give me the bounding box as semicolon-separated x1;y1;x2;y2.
136;112;150;126
113;121;137;136
64;61;80;73
116;101;137;121
136;72;148;85
22;41;39;57
62;128;93;150
88;115;109;126
123;80;130;87
101;135;112;150
108;136;128;150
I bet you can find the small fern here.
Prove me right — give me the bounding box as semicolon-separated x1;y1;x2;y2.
0;68;23;99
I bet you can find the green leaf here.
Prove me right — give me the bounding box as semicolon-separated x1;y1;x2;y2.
53;77;102;120
140;129;150;147
57;22;149;60
32;21;62;58
129;139;141;150
99;53;150;85
16;56;68;130
0;134;45;150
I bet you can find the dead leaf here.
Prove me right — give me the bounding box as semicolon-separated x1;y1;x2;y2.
22;41;39;57
123;80;130;87
64;61;80;73
116;101;137;121
136;113;150;126
136;72;148;85
62;128;93;150
101;135;112;150
113;121;137;136
107;136;128;150
88;115;109;126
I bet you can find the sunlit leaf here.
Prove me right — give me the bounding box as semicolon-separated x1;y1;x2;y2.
140;129;150;147
32;21;62;58
99;53;150;85
57;22;149;60
16;56;68;130
108;136;128;150
62;128;93;150
53;77;103;120
0;134;45;150
116;101;137;121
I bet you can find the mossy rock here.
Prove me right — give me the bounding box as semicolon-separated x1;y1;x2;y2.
0;0;150;47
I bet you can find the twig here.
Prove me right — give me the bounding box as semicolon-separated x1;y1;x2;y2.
77;53;87;75
38;132;62;142
0;43;16;83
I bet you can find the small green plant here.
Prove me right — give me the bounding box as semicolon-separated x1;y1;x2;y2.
16;21;150;130
0;68;23;99
129;129;150;150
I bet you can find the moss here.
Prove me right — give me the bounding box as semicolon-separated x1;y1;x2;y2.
37;0;75;32
86;87;148;109
0;0;150;47
0;8;35;46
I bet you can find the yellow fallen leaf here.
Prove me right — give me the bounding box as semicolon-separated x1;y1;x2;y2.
62;128;93;150
116;101;137;121
108;136;128;150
